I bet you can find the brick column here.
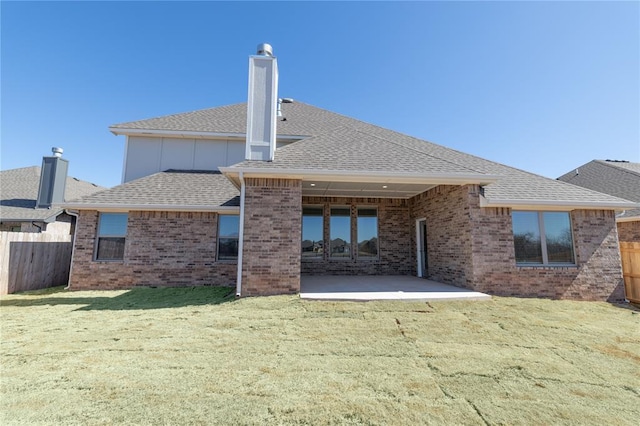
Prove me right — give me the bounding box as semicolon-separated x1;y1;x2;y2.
241;178;302;296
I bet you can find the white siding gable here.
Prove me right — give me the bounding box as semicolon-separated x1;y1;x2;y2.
123;136;245;183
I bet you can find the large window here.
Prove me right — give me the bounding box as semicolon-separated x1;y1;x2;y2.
330;207;351;258
303;205;380;261
357;208;378;258
302;206;324;258
512;211;575;265
218;215;239;260
96;213;128;261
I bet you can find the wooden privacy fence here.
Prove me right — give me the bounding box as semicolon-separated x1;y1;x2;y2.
0;232;72;295
620;242;640;304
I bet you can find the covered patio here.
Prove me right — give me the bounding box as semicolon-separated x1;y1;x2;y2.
300;275;491;301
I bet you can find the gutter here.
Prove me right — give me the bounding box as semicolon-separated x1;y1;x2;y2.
480;195;640;211
219;167;500;186
64;209;79;290
60;204;240;213
616;214;640;223
109;127;308;141
236;172;246;297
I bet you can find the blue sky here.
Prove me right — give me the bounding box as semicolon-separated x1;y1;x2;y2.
2;1;639;188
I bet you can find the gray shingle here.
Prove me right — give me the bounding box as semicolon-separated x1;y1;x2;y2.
558;160;640;218
111;101;635;208
66;170;239;208
110;102;351;137
0;166;104;221
232;126;484;175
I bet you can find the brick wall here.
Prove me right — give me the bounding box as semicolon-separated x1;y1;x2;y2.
0;217;71;234
409;185;624;301
241;178;302;296
300;197;412;276
468;205;624;301
69;210;236;290
410;185;475;288
617;220;640;243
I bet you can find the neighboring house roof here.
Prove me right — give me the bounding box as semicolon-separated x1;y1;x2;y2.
558;160;640;219
101;102;636;211
0;166;104;222
64;170;239;211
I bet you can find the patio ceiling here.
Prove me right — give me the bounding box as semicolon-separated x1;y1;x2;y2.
302;180;437;198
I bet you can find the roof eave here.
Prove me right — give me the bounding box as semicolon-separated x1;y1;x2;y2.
616;214;640;223
480;195;640;211
220;166;500;186
0;209;63;223
109;127;309;141
61;203;240;213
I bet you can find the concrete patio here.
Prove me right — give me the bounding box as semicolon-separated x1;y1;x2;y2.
300;275;491;301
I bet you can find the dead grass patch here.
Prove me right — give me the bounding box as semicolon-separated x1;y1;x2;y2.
1;287;639;425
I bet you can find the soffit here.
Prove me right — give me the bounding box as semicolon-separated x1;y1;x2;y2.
301;180;436;199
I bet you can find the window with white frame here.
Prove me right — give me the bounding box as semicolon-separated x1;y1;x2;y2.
302;206;324;258
512;211;575;265
95;213;128;261
357;207;378;258
218;215;239;260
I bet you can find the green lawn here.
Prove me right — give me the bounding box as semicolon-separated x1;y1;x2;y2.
1;287;639;425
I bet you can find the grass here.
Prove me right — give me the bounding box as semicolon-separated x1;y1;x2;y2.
1;287;639;425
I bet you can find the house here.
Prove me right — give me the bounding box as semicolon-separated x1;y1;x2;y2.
64;44;638;301
558;160;640;244
1;149;104;234
0;150;105;294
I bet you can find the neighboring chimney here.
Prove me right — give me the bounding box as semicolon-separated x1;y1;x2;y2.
245;43;278;161
36;147;68;209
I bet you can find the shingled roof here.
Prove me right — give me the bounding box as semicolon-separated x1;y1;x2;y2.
110;102;343;137
558;160;640;218
0;166;104;222
103;101;635;210
64;170;239;211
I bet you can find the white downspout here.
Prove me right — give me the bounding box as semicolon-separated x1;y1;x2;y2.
236;172;246;297
64;209;79;290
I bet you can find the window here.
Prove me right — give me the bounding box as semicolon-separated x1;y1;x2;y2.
330;207;351;258
218;215;239;260
96;213;127;261
302;206;324;258
512;211;575;265
357;208;378;258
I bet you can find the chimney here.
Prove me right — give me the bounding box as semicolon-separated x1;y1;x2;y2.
36;147;68;209
245;43;278;161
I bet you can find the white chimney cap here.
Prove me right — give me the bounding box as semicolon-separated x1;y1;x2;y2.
52;147;63;157
257;43;273;56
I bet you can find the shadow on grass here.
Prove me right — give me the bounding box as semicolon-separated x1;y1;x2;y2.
0;286;236;310
611;301;640;312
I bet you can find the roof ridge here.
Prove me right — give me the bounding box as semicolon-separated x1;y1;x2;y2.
595;159;640;178
111;102;246;128
0;165;40;173
1;165;103;187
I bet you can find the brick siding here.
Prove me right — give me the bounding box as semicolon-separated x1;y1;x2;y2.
300;197;412;276
469;206;624;301
617;220;640;243
410;185;624;301
69;183;625;301
0;216;72;234
241;178;302;296
69;210;236;290
410;185;475;288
